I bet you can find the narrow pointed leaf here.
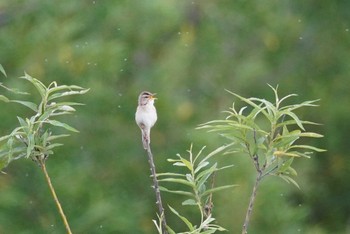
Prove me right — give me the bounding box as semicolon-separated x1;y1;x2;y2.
168;206;195;231
46;120;79;132
0;64;7;77
10;100;38;112
201;184;237;197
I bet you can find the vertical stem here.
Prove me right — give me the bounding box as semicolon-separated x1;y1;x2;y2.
146;147;168;234
39;159;73;234
242;172;262;234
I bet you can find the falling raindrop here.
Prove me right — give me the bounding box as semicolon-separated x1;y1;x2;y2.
99;225;103;229
124;58;128;61
299;37;303;40
118;105;122;108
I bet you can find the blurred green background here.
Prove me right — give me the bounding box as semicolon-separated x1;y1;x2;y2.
0;1;349;233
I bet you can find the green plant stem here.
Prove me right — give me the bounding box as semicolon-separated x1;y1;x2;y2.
39;159;73;234
242;171;262;234
146;147;168;234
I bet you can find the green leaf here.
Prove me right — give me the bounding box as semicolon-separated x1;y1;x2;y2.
201;184;237;197
0;134;13;143
21;73;47;99
158;178;194;187
159;186;194;197
289;144;326;152
48;88;90;101
168;206;195;231
182;199;197;206
0;95;10;102
198;144;232;167
0;64;7;77
45;143;64;150
10;100;38;112
194;161;209;174
46;120;79;132
156;172;185;178
46;134;70;141
299;132;324;138
196;163;217;191
281;111;305;130
274;151;301;157
279;175;300;189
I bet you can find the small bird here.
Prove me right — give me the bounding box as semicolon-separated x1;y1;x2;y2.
135;91;158;150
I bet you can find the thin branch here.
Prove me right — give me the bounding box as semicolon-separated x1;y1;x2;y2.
242;171;262;234
38;158;72;234
146;146;168;234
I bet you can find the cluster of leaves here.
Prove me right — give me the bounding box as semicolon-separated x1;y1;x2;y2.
0;71;89;170
156;144;236;233
198;85;325;187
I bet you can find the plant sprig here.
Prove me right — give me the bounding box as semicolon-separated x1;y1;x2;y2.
157;144;236;233
0;70;88;233
198;85;325;233
0;73;89;170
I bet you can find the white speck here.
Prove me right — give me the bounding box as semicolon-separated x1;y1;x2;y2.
80;146;84;150
298;204;302;207
297;229;301;232
118;105;121;108
26;173;29;177
75;44;80;48
346;28;349;32
94;63;97;66
51;224;54;227
99;225;103;229
87;62;91;65
117;28;121;31
29;200;33;204
65;61;70;64
120;69;124;72
44;58;48;62
280;193;284;197
118;93;123;96
298;19;302;23
299;37;303;40
187;89;191;92
93;1;96;4
85;42;88;45
124;58;128;61
178;32;181;35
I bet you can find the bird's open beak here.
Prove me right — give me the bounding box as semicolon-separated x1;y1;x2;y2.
151;93;157;100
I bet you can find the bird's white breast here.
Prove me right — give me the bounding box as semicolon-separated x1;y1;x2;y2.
135;103;157;128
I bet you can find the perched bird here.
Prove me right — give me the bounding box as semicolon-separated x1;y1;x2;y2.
135;91;157;150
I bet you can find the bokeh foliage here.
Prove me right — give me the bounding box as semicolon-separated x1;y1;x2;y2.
0;0;349;233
